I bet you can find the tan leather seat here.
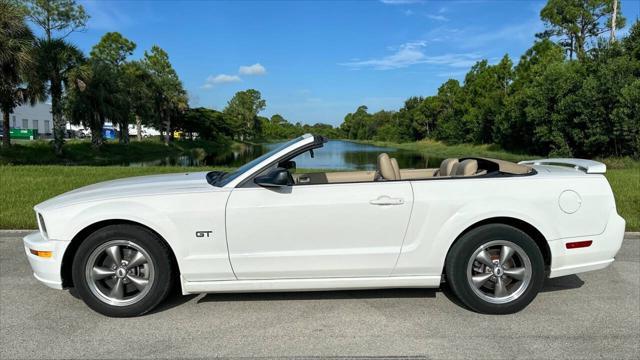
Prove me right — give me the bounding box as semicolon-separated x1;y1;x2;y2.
399;168;438;179
454;159;479;176
390;158;401;180
377;153;397;180
438;158;459;176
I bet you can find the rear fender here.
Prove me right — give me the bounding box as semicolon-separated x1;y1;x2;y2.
393;197;557;276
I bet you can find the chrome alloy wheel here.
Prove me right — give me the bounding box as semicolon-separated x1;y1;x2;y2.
466;240;532;304
85;240;155;306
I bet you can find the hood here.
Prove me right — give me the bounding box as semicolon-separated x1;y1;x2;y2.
36;171;217;211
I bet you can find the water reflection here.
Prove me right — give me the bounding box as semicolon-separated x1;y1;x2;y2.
130;140;443;170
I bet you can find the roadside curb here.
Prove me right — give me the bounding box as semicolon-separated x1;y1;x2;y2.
1;229;639;238
0;229;36;237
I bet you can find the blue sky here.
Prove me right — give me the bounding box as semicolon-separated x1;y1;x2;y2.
60;0;640;125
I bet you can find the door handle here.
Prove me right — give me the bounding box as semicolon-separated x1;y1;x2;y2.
370;195;404;206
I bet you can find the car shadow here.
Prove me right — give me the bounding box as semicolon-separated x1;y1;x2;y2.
149;292;198;314
197;287;436;303
541;274;584;293
193;275;584;309
69;274;585;314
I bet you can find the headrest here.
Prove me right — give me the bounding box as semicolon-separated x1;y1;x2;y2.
454;159;479;176
390;158;401;180
377;153;397;180
439;158;459;176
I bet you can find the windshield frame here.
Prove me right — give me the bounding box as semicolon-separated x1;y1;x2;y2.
214;135;313;187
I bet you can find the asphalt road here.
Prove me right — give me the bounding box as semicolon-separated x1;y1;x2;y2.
1;233;639;359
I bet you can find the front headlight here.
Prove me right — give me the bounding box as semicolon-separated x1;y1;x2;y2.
37;213;48;238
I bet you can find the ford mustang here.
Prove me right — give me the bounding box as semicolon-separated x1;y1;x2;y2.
23;134;626;317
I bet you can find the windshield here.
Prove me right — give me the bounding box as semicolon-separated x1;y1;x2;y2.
214;136;307;187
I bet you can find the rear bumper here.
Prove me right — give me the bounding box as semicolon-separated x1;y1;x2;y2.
549;212;626;278
23;232;69;289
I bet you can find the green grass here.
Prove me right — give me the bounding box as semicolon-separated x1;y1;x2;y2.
0;138;231;166
606;168;640;231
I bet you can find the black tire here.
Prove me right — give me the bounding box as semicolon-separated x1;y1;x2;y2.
72;224;174;317
445;224;545;314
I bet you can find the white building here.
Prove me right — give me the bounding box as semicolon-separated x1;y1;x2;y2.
2;102;160;138
1;102;58;135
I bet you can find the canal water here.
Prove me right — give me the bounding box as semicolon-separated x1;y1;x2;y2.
131;140;443;170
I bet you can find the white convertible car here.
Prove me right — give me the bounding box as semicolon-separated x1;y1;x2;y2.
23;134;625;317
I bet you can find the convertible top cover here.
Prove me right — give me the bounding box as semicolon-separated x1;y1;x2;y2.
458;157;533;175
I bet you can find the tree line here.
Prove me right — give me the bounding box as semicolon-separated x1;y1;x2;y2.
186;89;341;142
2;0;638;159
340;0;639;158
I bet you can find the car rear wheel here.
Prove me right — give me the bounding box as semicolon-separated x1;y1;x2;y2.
445;224;545;314
72;224;173;317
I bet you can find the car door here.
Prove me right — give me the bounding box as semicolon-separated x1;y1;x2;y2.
225;181;413;279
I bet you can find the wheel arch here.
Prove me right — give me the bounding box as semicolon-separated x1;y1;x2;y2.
445;217;552;272
60;219;180;288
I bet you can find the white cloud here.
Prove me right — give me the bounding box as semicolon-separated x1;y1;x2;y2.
341;41;426;70
239;63;267;76
210;74;242;83
202;62;266;89
340;41;481;70
379;0;423;4
427;14;448;21
437;70;469;78
421;17;543;50
202;74;241;88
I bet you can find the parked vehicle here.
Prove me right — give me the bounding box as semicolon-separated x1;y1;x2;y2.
128;128;150;138
23;134;626;317
102;126;116;140
74;128;91;138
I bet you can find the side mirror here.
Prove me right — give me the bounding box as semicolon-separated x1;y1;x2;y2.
254;167;293;187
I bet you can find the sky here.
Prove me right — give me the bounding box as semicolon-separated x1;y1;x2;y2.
55;0;640;125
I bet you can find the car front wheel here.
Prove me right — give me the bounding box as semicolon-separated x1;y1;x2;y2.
445;224;545;314
72;224;174;317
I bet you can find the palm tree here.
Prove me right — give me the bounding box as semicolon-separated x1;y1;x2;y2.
67;60;122;149
32;37;83;154
122;61;154;142
0;0;44;146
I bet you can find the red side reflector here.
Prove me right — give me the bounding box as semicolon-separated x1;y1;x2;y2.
566;240;593;249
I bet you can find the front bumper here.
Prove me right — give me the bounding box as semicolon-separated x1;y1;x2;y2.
548;211;626;278
23;232;69;289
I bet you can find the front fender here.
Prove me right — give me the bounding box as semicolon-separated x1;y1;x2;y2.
41;200;189;269
38;190;235;283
